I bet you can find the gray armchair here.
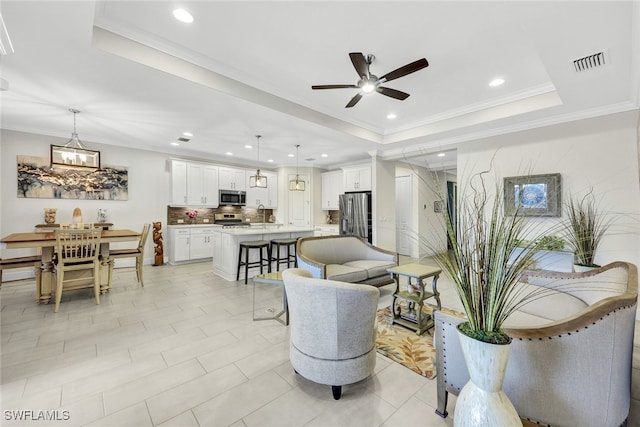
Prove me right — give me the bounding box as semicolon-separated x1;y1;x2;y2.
282;268;380;399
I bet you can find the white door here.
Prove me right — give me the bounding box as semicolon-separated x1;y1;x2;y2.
288;173;311;226
396;175;413;256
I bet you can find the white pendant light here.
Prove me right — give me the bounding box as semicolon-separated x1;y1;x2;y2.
289;144;305;191
249;135;267;188
50;109;100;169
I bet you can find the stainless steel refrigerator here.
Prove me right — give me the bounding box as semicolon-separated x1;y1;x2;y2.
339;191;372;243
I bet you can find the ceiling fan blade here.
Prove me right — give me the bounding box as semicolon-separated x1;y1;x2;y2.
377;86;410;100
349;52;369;79
380;58;429;82
345;93;363;108
311;84;359;90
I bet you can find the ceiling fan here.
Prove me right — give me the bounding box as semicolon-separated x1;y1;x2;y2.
312;52;429;108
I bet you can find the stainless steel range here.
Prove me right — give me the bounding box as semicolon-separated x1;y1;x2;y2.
214;213;251;228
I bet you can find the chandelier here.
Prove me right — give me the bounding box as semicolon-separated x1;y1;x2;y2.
50;109;100;169
289;144;305;191
249;135;267;188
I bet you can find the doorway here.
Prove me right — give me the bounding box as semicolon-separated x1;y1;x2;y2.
288;173;311;226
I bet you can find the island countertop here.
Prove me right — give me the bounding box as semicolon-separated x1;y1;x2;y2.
216;225;315;236
212;226;315;281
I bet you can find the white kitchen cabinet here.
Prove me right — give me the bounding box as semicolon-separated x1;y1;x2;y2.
170;160;188;205
187;163;219;206
343;165;371;192
170;228;191;263
170;160;218;207
219;167;246;191
245;170;278;208
169;226;217;264
189;228;215;259
212;230;235;278
321;170;343;210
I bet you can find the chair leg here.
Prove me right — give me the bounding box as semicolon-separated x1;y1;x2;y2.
244;247;250;285
94;261;101;305
54;270;63;313
236;247;243;282
332;385;342;400
136;255;144;287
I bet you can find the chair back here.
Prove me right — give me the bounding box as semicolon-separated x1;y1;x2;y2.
282;268;379;360
55;228;101;264
138;223;151;252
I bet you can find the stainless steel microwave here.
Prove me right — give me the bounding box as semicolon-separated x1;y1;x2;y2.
219;190;246;206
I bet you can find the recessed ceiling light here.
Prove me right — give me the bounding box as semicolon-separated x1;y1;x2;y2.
225;152;233;156
288;153;294;157
245;145;252;149
387;113;397;120
173;9;194;23
437;152;446;157
321;153;328;158
170;142;180;146
267;159;274;162
182;131;193;137
489;78;505;87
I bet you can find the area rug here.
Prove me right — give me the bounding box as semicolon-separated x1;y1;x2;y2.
375;305;464;379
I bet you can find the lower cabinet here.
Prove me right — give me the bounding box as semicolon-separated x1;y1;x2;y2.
169;226;217;264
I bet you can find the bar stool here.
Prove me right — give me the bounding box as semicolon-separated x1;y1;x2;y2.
236;240;271;284
270;237;298;271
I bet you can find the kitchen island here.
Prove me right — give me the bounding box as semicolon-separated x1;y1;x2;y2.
212;225;314;282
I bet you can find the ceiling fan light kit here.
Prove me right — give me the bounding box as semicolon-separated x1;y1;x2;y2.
312;52;429;108
50;109;100;169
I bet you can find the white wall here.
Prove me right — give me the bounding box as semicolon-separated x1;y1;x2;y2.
1;129;172;279
457;110;640;269
373;155;396;251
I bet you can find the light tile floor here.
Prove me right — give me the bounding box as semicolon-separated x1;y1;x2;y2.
1;260;639;427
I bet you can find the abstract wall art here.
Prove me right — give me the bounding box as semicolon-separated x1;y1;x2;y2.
17;155;128;200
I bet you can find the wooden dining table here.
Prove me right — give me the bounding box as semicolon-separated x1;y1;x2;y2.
1;229;140;304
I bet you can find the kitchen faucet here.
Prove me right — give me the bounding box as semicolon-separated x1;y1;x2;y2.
258;204;266;228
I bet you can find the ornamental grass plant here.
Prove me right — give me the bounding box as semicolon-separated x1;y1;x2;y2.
432;171;559;344
563;192;611;268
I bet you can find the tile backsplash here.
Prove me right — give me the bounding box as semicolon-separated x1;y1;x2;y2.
167;206;274;225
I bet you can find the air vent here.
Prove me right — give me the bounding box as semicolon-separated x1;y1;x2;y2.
177;137;191;143
305;158;315;161
573;50;609;72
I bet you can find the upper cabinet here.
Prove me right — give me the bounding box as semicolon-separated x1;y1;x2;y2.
170;160;219;207
219;167;246;191
342;165;371;192
321;170;343;210
245;170;278;208
187;163;219;206
170;160;189;205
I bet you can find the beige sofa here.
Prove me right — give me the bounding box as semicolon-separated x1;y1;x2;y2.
434;261;638;427
296;235;399;287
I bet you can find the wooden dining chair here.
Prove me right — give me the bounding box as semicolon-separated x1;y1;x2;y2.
53;227;102;313
107;223;150;287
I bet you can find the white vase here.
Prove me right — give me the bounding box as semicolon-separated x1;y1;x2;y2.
454;327;522;427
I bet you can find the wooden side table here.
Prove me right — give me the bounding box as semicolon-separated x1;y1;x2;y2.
252;271;289;325
387;263;442;335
